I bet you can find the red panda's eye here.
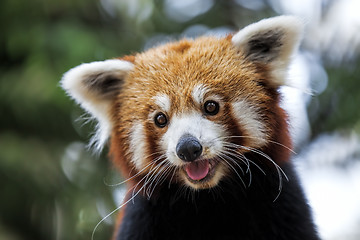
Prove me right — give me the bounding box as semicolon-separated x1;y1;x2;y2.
204;101;219;115
154;113;168;128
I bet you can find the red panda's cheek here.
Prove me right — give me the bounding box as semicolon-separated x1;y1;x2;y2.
230;100;269;148
128;121;148;170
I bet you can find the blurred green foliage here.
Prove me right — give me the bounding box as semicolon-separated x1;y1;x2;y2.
0;0;139;239
1;0;359;240
309;65;360;136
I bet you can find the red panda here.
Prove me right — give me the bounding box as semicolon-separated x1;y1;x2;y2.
62;16;320;240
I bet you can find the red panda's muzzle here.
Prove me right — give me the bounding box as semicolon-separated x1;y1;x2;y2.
176;135;216;182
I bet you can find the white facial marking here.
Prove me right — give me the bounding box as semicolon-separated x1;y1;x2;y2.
192;84;209;105
153;93;171;113
231;100;268;147
129;121;147;170
161;112;226;166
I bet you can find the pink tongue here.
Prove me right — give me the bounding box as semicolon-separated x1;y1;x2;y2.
185;160;210;180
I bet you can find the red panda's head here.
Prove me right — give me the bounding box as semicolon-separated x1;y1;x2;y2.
62;16;303;191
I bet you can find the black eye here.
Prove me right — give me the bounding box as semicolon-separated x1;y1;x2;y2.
204;100;219;115
154;113;168;128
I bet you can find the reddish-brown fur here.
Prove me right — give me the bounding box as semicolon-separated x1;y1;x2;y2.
61;16;320;240
109;36;292;234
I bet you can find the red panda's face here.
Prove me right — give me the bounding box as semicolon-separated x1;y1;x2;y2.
61;16;303;191
115;37;278;189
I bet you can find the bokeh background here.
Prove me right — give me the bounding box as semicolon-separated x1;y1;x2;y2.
1;0;360;240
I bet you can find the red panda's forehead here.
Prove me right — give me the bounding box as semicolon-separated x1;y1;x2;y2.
125;36;265;114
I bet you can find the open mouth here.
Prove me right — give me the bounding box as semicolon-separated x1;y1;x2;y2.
183;159;219;183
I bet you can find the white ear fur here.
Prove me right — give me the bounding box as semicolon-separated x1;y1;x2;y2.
61;59;134;151
232;16;304;86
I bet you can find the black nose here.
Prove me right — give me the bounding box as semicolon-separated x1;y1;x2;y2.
176;135;203;162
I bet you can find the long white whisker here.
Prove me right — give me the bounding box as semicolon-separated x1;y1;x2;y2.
220;138;288;201
228;153;252;187
146;161;171;198
157;163;174;186
218;151;245;175
144;158;168;198
221;147;250;169
244;146;288;181
220;150;253;187
132;165;155;202
221;143;267;176
104;160;156;187
218;154;246;188
148;163;174;198
217;135;296;154
104;151;166;187
132;157;166;202
168;166;177;189
240;145;288;202
246;158;266;176
91;184;145;240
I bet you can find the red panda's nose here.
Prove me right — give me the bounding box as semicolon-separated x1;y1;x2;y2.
176;135;203;162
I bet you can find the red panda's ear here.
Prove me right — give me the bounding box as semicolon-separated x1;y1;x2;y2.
61;59;134;150
232;16;304;86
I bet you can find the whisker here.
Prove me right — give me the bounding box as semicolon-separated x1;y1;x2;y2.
216;135;296;154
146;161;171;198
131;156;167;201
158;164;175;186
144;157;169;196
218;154;246;188
132;163;156;202
168;166;177;189
104;151;166;187
221;146;250;169
91;184;145;240
219;142;266;176
144;158;168;198
244;146;288;180
222;144;266;175
104;160;156;187
219;138;288;201
218;151;245;175
240;145;288;202
148;163;174;198
246;158;266;176
220;150;253;187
